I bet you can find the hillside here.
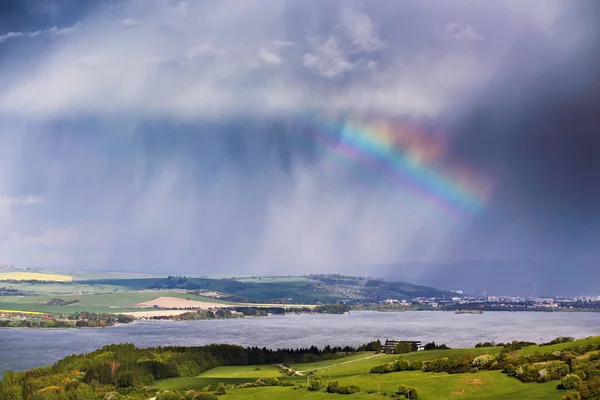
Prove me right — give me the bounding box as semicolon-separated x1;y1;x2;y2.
3;336;599;399
80;274;457;304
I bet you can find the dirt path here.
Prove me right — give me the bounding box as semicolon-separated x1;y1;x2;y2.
295;353;385;375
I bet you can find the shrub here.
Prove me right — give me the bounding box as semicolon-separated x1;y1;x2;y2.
254;377;280;387
409;360;423;371
562;393;581;400
326;381;340;393
573;369;587;380
370;362;395;374
588;353;600;362
502;363;516;376
394;359;410;371
336;384;360;394
472;354;496;369
562;374;583;389
308;377;324;391
397;384;419;399
215;382;226;395
157;391;182;400
190;393;218;400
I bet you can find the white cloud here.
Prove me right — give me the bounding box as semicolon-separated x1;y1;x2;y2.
0;25;75;43
444;22;485;42
341;7;384;51
303;36;354;78
0;196;45;219
258;48;282;65
0;1;569;121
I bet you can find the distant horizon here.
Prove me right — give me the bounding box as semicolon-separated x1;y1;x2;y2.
3;264;598;298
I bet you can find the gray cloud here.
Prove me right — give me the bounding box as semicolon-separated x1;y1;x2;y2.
0;0;597;290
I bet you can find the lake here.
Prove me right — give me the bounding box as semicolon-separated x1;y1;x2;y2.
1;311;599;376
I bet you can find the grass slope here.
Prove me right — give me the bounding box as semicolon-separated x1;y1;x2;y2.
155;338;600;400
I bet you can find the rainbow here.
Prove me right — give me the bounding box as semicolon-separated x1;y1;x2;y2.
311;119;492;215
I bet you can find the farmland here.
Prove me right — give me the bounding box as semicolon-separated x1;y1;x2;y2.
0;272;72;282
0;269;455;318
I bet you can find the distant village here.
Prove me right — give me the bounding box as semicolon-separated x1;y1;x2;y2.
379;293;600;312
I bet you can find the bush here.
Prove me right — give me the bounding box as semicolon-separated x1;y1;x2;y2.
326;381;340;393
472;354;496;369
397;384;419;399
588;353;600;362
394;359;410;371
409;360;423;371
573;369;587;380
562;374;583;389
336;384;360;394
215;383;226;395
157;391;182;400
190;393;218;400
253;377;280;387
502;363;516;376
562;392;581;400
370;362;395;374
308;377;324;391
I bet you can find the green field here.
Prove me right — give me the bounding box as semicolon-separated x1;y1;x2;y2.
152;339;600;400
0;290;235;314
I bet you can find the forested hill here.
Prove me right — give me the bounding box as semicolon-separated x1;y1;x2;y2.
81;274;457;303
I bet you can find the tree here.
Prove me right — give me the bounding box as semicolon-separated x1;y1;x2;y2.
0;384;23;400
372;340;382;353
395;342;412;354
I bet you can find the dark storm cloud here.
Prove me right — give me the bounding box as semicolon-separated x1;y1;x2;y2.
447;1;600;260
0;0;598;294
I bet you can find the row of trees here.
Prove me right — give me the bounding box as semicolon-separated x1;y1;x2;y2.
0;341;378;399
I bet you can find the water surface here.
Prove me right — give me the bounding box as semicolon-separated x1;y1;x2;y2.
1;311;599;376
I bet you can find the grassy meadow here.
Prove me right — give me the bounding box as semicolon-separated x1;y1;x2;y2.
152;337;600;400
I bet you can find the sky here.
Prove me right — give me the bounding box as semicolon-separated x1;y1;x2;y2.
0;1;599;294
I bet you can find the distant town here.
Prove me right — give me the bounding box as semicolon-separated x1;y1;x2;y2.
375;293;600;312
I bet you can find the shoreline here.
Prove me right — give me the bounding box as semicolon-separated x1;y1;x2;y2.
3;307;600;329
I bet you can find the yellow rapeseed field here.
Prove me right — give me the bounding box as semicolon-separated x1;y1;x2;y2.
0;271;72;282
0;309;45;315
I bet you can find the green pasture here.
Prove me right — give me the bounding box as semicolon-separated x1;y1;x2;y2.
220;387;377;399
0;281;129;295
0;290;235;313
517;336;600;356
154;338;600;400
